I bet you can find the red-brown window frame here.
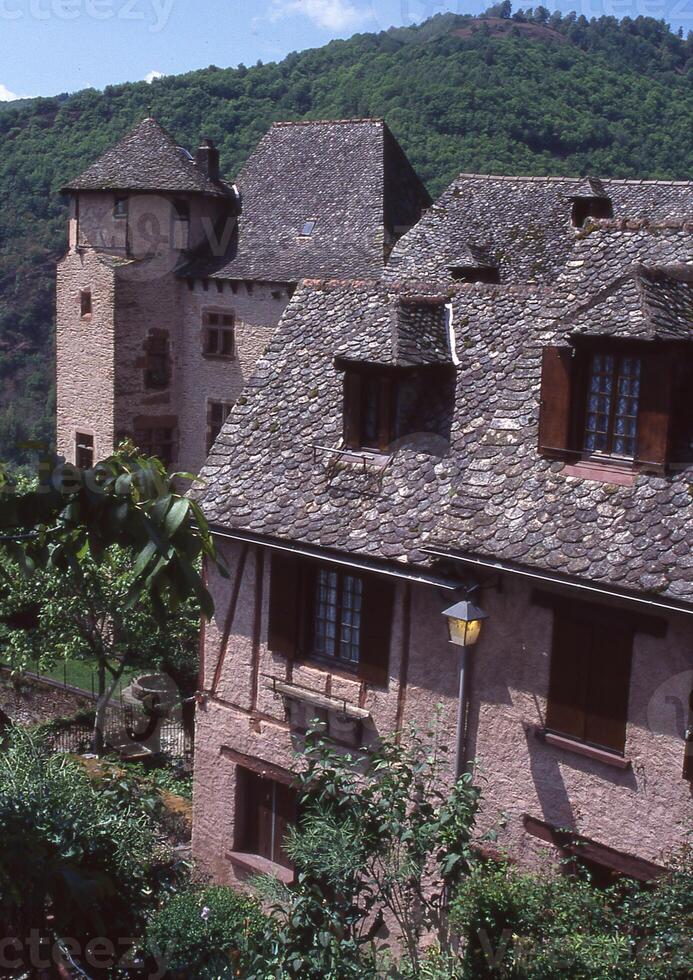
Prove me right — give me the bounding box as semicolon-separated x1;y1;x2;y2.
343;367;398;453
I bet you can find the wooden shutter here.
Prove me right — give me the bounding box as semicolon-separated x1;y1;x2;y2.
635;346;675;473
584;619;633;753
358;572;395;687
268;551;301;658
343;372;362;449
545;607;589;741
538;346;575;459
273;782;298;869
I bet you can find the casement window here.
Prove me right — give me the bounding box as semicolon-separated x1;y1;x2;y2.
343;369;397;453
538;342;688;472
80;289;92;319
583;351;641;458
202;311;235;358
545;600;634;755
268;551;394;686
236;767;297;869
113;196;128;219
207;400;233;452
571;196;613;228
75;432;94;469
133;423;176;468
144;333;171;390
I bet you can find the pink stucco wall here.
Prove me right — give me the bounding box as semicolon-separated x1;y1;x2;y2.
193;539;693;887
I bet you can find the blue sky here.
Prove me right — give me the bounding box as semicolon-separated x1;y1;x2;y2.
0;0;690;102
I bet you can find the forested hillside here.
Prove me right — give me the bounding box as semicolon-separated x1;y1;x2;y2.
1;7;691;464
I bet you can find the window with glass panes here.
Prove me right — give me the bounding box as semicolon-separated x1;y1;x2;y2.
584;352;641;458
202;311;235;358
313;568;363;668
134;425;176;468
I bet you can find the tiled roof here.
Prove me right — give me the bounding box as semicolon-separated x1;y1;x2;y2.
384;174;693;286
334;293;452;367
183;119;431;283
197;222;693;605
61;118;232;197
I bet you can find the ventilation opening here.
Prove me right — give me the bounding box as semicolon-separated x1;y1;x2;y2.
449;266;500;284
571;197;613;228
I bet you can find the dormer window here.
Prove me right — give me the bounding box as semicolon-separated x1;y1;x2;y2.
538;341;691;474
343;369;396;453
114;196;128;219
583;351;640;458
571;196;613;228
300;219;316;237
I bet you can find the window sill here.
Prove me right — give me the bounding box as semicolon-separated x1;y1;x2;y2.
227;851;293;884
297;656;361;684
562;459;636;487
530;726;631;769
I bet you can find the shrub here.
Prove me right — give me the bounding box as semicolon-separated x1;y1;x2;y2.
450;856;693;979
146;885;267;977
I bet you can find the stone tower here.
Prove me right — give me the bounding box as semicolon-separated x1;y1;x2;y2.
56;117;235;468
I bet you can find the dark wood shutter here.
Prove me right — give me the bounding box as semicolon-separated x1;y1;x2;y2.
584;619;633;753
545;608;589;741
635;346;675;473
538;346;575;459
358;572;395;687
268;551;301;658
343;372;362;449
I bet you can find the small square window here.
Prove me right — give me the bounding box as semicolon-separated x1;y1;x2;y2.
300;219;316;237
80;289;92;318
114;196;128;219
173;198;190;221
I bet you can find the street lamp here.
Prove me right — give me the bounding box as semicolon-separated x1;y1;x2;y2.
442;595;488;780
442;599;488;648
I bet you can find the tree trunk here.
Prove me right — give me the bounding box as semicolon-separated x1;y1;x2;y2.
92;660;123;755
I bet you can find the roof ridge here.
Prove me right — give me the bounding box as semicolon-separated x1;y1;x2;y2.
453;172;693;187
271;118;385;128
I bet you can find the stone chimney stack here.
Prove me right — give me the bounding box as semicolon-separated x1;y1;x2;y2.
196;138;220;181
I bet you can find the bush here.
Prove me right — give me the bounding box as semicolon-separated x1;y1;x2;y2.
450;856;693;979
146;885;267;977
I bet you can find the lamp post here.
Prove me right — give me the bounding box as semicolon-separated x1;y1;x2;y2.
442;598;488;780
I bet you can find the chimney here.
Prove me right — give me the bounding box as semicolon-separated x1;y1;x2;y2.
196;138;220;181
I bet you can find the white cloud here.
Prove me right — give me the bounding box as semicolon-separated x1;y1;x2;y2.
145;70;165;84
0;84;21;102
270;0;368;31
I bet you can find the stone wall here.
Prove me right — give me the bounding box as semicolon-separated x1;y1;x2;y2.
56;249;117;463
193;539;692;886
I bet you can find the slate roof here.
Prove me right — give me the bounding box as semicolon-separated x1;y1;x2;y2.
62;118;232;197
335;295;451;367
563;264;693;341
183;119;431;283
197;221;693;606
384;174;693;286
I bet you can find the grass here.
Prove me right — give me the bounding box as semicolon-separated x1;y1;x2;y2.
35;659;140;696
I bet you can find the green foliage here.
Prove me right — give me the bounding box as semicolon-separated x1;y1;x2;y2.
0;727;170;959
0;444;222;622
0;11;691;464
250;724;481;977
146;885;267;978
450;855;693;978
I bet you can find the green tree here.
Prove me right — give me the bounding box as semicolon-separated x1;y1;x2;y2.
251;724;481;977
